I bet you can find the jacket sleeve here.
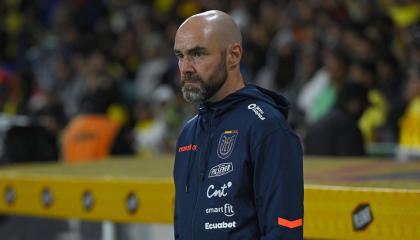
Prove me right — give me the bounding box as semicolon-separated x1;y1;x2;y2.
251;127;304;240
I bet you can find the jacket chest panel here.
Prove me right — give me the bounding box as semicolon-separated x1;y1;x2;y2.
192;126;253;233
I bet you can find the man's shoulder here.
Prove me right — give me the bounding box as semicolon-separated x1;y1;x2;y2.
179;115;198;134
185;114;198;125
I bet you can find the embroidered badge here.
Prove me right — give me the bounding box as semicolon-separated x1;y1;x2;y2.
217;130;238;159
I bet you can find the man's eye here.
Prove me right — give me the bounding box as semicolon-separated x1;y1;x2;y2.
192;51;203;57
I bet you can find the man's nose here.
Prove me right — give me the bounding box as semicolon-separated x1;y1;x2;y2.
179;58;195;74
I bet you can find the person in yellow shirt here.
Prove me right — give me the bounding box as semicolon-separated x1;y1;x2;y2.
398;67;420;160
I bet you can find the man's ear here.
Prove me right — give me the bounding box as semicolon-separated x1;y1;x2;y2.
227;43;242;70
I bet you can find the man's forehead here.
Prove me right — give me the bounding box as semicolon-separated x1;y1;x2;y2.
174;27;214;51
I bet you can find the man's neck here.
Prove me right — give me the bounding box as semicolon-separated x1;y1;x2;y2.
207;73;245;102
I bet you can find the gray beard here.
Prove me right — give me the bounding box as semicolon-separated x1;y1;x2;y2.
182;84;206;103
181;52;227;103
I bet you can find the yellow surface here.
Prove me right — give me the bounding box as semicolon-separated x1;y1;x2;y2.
0;156;419;239
305;185;419;239
0;157;174;223
399;97;420;149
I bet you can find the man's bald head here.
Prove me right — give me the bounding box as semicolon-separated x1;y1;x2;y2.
174;10;245;103
177;10;242;49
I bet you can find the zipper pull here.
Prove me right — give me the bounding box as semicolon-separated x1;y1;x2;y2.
185;185;188;193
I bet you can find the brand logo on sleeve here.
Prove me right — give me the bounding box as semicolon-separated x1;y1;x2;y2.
206;181;232;198
206;203;235;217
209;162;233;178
248;103;266;120
217;130;238;159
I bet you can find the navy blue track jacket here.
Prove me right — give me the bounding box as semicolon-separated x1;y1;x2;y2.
173;85;303;239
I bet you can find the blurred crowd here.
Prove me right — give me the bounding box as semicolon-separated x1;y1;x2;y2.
0;0;419;162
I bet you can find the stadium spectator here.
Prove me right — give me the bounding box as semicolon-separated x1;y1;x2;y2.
398;66;420;160
62;87;134;163
297;47;348;124
305;82;369;156
375;53;405;142
348;60;387;144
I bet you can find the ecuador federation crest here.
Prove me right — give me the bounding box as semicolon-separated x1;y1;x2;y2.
217;130;239;159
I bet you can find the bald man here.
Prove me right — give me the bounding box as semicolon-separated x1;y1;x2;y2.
173;10;303;239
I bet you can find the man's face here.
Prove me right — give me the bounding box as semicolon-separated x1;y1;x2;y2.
174;26;228;103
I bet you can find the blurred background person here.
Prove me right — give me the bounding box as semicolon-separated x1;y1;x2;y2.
398;66;420;160
297;47;349;125
305;82;369;156
61;50;134;163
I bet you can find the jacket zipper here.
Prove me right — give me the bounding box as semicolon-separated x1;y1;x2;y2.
191;117;213;240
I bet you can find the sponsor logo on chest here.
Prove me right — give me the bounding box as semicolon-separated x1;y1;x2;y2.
205;221;237;230
206;203;235;217
206;181;232;198
178;144;198;153
209;162;233;178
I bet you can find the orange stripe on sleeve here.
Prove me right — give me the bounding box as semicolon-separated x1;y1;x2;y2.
278;217;303;229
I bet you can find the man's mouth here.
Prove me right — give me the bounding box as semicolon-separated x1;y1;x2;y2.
182;79;201;86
